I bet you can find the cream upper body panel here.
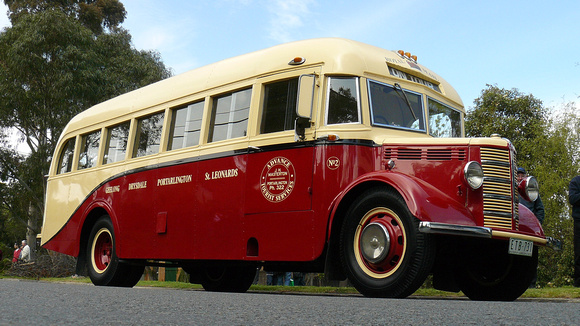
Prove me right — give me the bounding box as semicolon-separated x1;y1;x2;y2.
54;38;463;156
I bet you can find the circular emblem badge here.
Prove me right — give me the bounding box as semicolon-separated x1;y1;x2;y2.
260;156;296;203
327;156;340;170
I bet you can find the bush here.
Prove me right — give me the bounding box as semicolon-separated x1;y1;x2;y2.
0;258;12;273
5;250;76;279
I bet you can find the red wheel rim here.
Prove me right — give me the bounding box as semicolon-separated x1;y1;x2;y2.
354;207;407;278
91;228;113;273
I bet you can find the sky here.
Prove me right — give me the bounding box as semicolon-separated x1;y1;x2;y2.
1;0;579;111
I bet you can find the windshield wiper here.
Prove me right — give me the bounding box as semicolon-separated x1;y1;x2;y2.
394;83;417;121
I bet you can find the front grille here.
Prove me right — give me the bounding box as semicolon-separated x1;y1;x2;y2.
481;147;516;229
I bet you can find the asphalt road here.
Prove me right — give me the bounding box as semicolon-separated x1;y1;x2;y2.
1;279;579;325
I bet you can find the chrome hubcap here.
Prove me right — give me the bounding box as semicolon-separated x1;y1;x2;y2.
360;222;390;263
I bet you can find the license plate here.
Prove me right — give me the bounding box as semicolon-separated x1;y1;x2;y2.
508;238;533;257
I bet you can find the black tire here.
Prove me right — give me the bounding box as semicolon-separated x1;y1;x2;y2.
340;187;435;298
86;216;142;287
117;264;145;288
200;262;256;293
455;240;538;301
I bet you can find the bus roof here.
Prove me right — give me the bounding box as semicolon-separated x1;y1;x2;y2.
63;38;463;136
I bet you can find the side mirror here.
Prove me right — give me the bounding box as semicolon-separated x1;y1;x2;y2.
296;74;315;119
295;74;315;141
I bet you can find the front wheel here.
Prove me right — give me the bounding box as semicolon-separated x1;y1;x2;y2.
340;188;435;298
455;240;538;301
86;216;143;287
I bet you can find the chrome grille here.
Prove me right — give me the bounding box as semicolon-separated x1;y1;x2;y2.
481;147;515;229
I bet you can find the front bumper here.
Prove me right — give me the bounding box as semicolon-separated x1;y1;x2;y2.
418;221;562;251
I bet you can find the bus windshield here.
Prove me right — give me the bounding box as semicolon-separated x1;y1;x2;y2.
427;98;462;138
368;79;462;137
368;80;425;132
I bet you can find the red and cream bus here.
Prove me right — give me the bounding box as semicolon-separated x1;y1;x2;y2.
41;38;556;300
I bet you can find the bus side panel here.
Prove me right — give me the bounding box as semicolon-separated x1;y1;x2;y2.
243;211;315;260
244;146;315;261
245;147;314;214
147;162;198;260
193;154;247;260
310;143;382;256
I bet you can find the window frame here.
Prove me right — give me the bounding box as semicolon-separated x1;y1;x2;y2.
367;79;426;133
208;87;252;143
427;96;463;138
77;130;102;170
325;76;362;126
168;100;205;151
260;78;299;134
56;137;77;175
103;122;131;165
132;111;165;158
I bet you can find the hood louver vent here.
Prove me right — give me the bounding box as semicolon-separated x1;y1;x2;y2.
384;147;466;161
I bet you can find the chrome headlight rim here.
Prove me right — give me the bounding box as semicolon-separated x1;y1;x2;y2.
524;176;539;202
464;161;484;190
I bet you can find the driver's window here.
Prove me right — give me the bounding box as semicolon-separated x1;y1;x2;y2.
326;77;360;125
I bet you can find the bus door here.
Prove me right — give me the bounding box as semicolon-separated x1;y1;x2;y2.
244;71;319;260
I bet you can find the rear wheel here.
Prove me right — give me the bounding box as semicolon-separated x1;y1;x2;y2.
198;262;256;293
340;188;435;298
455;240;538;301
86;216;143;287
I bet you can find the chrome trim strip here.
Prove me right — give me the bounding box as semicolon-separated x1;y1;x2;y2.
483;193;512;201
418;222;492;238
481;160;511;167
483;176;511;184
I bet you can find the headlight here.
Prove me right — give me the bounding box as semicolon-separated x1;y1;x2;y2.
464;161;484;190
519;176;539;202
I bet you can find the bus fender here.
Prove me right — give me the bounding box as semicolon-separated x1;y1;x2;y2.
41;198;116;258
328;171;478;239
517;204;544;237
79;199;122;251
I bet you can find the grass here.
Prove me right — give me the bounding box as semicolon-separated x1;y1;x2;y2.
7;275;579;299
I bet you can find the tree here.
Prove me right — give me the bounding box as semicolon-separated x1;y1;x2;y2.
465;84;549;169
0;1;172;251
5;0;126;35
466;85;580;286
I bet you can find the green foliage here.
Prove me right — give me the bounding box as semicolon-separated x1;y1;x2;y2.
4;0;127;34
465;84;548;165
466;85;580;286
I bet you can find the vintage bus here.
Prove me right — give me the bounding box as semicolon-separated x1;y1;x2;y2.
41;38;557;300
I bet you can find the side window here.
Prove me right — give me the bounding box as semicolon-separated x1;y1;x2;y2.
133;112;165;158
208;88;251;143
428;98;462;138
78;130;101;170
326;77;360;125
261;78;298;134
57;138;76;174
368;80;425;131
103;122;130;164
168;101;204;150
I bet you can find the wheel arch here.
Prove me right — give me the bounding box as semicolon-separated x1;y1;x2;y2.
324;180;398;280
77;205;114;275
